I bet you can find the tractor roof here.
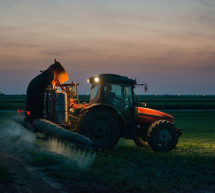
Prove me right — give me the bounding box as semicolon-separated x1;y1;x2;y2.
89;74;136;85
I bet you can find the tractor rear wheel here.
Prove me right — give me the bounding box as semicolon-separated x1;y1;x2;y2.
78;109;120;148
147;120;178;152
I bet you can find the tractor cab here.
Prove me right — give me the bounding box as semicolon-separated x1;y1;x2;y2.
82;74;138;146
88;74;136;108
88;74;137;124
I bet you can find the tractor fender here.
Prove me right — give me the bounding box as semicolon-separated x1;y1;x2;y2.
85;103;126;133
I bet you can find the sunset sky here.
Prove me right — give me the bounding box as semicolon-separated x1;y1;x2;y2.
0;0;215;95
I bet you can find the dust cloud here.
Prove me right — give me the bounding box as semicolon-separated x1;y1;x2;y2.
46;138;96;168
0;118;96;170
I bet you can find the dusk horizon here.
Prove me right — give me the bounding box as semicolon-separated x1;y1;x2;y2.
0;0;215;95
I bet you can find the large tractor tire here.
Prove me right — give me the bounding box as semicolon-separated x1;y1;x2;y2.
147;120;179;152
78;109;120;148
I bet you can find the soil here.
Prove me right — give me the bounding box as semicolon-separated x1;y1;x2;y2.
0;152;65;193
0;150;110;193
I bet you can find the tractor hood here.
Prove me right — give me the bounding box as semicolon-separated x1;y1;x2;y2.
137;107;174;124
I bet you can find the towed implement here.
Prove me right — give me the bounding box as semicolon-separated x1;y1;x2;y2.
13;60;94;151
14;60;182;152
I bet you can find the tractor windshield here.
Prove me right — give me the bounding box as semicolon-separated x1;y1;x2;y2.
102;83;134;109
89;82;134;110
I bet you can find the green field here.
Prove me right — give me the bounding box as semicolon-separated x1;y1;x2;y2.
0;95;26;110
0;95;214;192
137;95;215;109
85;111;215;192
0;110;214;193
1;94;215;110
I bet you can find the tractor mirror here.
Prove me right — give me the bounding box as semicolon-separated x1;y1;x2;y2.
136;83;148;93
144;85;148;93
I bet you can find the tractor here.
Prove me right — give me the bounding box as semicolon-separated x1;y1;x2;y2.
15;60;181;152
77;74;182;151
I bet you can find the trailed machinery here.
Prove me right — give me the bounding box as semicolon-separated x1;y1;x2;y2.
14;60;182;152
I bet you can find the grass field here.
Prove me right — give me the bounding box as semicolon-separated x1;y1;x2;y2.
80;110;215;192
1;94;215;110
0;110;214;193
0;95;26;110
0;95;214;192
137;95;215;109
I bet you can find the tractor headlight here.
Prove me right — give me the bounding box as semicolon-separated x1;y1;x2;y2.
94;77;99;83
87;77;99;83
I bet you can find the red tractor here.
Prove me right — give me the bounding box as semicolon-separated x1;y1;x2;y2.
18;61;181;152
77;74;182;151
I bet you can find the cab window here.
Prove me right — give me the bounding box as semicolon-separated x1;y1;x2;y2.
89;84;100;104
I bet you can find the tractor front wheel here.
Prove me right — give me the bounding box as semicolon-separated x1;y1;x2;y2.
147;120;179;152
78;109;120;148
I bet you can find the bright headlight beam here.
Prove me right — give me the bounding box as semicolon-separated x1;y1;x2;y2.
94;77;99;82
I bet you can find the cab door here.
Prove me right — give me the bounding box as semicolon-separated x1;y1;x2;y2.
122;85;136;127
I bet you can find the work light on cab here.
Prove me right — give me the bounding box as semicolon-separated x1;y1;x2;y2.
94;77;99;83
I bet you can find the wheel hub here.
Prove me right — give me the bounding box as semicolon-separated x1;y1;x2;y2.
93;119;110;137
157;129;171;144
